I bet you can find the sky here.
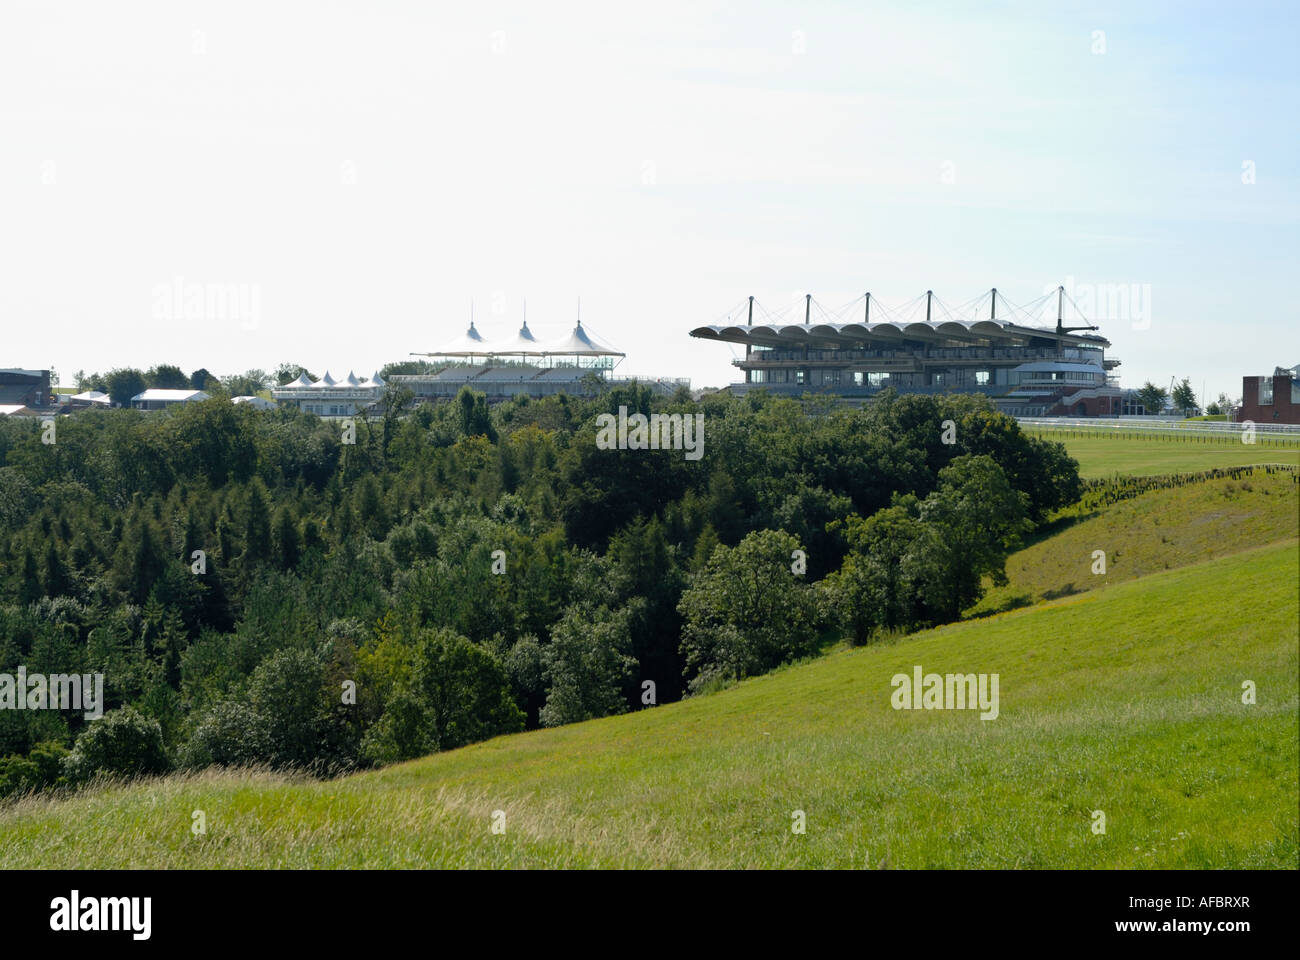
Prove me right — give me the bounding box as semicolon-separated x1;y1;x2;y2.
1;0;1296;402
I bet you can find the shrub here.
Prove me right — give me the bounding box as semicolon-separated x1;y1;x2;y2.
62;707;170;783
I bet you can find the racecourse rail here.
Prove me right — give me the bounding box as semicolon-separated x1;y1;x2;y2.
1018;417;1300;445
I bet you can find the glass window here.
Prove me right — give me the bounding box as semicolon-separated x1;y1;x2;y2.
1260;379;1273;404
975;370;990;385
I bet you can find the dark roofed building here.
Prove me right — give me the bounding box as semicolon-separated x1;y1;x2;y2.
0;369;52;408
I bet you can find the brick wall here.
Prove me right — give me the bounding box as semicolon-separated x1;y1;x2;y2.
1238;374;1300;424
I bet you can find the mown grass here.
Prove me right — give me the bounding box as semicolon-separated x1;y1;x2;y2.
3;540;1295;869
1025;430;1300;478
968;471;1299;617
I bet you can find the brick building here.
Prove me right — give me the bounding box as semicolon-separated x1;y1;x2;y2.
1237;365;1300;425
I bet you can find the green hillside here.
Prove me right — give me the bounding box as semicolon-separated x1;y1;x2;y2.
3;538;1295;869
968;469;1299;617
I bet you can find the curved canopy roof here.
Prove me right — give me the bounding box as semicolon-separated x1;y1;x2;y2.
689;317;1109;349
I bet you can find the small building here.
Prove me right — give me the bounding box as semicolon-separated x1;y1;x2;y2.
130;388;210;411
1238;365;1300;424
0;369;52;408
70;390;111;408
231;395;276;411
0;404;39;417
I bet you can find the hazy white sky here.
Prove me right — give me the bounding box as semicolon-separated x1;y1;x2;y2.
2;0;1296;399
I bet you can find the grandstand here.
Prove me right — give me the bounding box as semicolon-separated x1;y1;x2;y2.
393;320;688;401
691;288;1124;416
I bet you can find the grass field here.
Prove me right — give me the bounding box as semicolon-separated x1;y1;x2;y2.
1025;430;1300;478
968;470;1299;617
3;539;1295;869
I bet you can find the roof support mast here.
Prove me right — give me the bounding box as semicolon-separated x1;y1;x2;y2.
990;288;996;320
925;290;932;323
1054;284;1101;358
745;295;753;382
864;293;870;324
1057;285;1063;358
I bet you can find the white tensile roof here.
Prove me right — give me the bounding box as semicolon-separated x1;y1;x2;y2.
432;322;491;356
131;389;209;402
487;321;542;354
311;371;338;388
425;319;622;358
72;390;110;403
537;321;624;357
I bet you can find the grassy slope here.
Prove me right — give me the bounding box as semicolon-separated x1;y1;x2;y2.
1024;430;1300;478
969;471;1299;617
3;540;1296;869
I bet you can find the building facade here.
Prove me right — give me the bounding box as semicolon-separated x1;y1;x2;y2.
1238;366;1300;424
271;371;386;416
690;293;1122;416
0;369;52;409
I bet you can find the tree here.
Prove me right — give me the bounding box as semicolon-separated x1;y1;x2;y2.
677;529;822;689
914;455;1031;620
1135;382;1168;416
456;386;496;441
608;515;688;702
274;363;313;385
222;369;269;397
19;547;43;606
828;455;1031;641
243;481;272;566
825;499;929;643
105;368;147;407
363;628;523;761
62;706;171;782
146;364;190;389
246;648;329;770
1171;378;1198;417
43;542;72;598
190;368;216;391
275;506;300;570
539;603;637;726
413;629;524;749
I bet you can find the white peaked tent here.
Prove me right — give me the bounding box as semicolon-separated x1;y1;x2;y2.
291;372;313;387
358;370;386;388
312;371;338;388
487;321;541;355
431;322;491;357
539;320;624;357
344;371;361;386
